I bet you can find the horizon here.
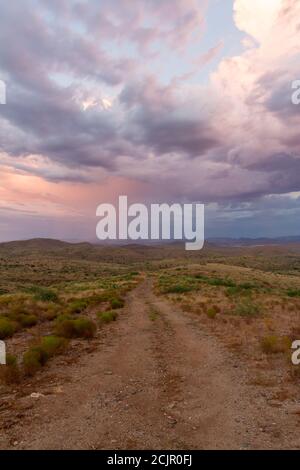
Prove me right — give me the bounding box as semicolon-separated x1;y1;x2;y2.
2;234;300;246
0;0;299;241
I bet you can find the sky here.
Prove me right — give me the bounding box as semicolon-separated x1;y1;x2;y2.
0;0;299;242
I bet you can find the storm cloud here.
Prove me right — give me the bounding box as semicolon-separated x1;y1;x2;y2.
0;0;299;240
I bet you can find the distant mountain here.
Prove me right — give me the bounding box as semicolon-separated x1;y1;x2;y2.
0;237;300;262
208;236;300;246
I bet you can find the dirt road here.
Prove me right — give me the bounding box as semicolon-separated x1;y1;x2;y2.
0;280;298;449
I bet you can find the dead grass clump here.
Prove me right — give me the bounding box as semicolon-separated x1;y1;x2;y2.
261;335;291;354
23;336;67;376
55;316;96;339
206;306;218;319
19;314;38;328
0;317;17;339
234;299;260;318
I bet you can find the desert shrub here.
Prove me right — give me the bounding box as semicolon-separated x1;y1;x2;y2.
164;284;193;294
98;310;118;324
67;299;88;314
23;348;44;376
287;289;300;298
73;318;97;338
55;313;73;323
227;286;241;296
0;354;20;384
27;286;59;303
23;336;67;376
54;318;77;338
227;284;254;297
194;274;207;280
19;314;38;328
206;306;218;319
261;335;291;354
40;335;67;358
8;301;28;319
43;303;60;321
55;316;96;339
110;297;125;309
234;299;260;318
239;282;255;290
0;317;16;339
208;278;236;288
0;295;12;307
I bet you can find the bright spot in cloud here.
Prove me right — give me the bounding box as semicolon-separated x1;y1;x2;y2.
234;0;283;42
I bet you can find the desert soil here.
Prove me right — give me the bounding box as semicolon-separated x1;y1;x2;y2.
0;279;299;450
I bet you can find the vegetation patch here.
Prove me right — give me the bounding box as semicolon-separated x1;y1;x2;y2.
260;335;291;354
23;336;67;376
110;297;125;309
287;289;300;298
163;284;194;294
26;286;59;303
55;316;96;339
149;307;159;321
67;298;89;314
19;314;38;328
97;310;118;324
206;306;219;319
233;299;260;318
0;317;17;339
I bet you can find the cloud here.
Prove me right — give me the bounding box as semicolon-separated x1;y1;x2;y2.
234;0;282;42
0;0;299;239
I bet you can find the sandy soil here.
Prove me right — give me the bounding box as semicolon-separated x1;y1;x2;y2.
0;279;299;450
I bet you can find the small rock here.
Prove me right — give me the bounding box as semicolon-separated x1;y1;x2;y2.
30;392;45;399
268;400;282;408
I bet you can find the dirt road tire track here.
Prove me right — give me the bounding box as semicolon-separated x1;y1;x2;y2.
0;279;296;449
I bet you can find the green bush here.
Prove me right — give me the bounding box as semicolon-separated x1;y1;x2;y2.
208;278;236;288
97;310;118;324
43;304;59;321
239;282;255;290
164;284;193;294
19;314;38;328
23;348;44;376
73;318;97;338
234;299;260;318
206;307;218;319
23;336;67;376
287;289;300;298
28;286;59;303
110;297;125;309
67;299;88;314
0;317;16;339
55;317;96;339
54;318;76;338
40;335;67;358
